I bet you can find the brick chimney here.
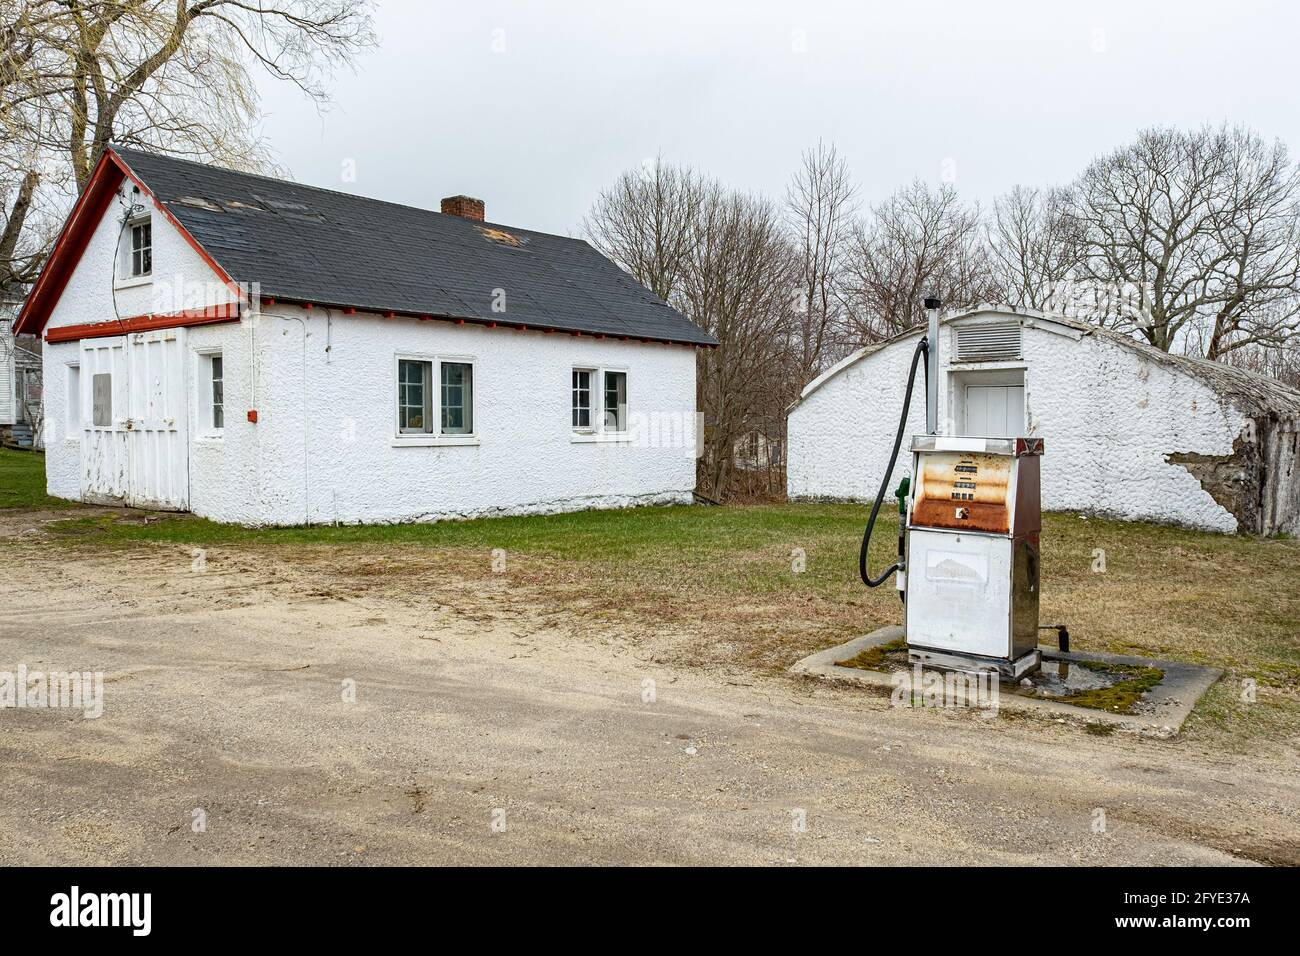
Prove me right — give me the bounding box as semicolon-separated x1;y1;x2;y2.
441;195;485;221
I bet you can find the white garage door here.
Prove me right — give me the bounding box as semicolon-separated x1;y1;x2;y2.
964;385;1024;438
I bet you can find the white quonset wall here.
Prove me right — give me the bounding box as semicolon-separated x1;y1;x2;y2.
787;333;930;506
788;314;1250;533
227;306;697;525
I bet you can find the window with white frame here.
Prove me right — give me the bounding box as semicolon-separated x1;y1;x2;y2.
210;353;224;430
572;367;629;436
128;219;152;277
397;357;475;437
603;370;627;431
440;362;473;434
572;368;593;429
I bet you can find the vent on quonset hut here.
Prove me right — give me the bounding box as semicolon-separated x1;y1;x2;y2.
954;322;1022;362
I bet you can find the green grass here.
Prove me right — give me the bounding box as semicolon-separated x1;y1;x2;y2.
0;448;76;511
5;448;1299;747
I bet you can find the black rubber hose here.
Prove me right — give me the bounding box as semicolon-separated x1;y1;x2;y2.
859;335;928;588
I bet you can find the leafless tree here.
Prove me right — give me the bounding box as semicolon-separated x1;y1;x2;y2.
843;180;998;341
784;140;857;390
987;185;1082;312
588;161;797;500
1070;125;1300;358
0;0;375;301
682;186;796;500
1221;332;1300;389
583;156;704;302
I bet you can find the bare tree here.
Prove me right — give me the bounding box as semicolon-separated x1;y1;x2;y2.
843;180;997;340
683;186;796;499
0;0;375;300
784;140;857;390
1070;125;1300;358
587;162;795;500
988;185;1082;312
1222;330;1300;389
583;156;704;302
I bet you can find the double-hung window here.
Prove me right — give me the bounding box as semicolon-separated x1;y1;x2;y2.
130;220;152;277
398;359;432;433
210;354;224;430
572;369;594;430
397;356;475;440
440;362;473;434
572;366;629;438
603;371;627;432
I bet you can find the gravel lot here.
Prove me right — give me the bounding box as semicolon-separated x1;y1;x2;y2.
1;510;1296;865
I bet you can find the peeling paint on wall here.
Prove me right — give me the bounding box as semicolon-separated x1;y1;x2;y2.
1165;432;1261;534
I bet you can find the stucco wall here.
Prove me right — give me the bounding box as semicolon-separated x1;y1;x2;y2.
46;182;237;333
787;332;930;506
43;180;234;504
39;179;699;523
218;306;697;525
41;339;81;498
788;314;1251;533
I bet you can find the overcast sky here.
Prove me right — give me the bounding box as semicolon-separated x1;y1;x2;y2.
255;0;1299;236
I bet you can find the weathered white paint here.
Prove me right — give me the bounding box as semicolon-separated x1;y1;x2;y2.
788;309;1252;533
40;179;699;524
76;329;189;508
222;306;697;525
0;316;15;426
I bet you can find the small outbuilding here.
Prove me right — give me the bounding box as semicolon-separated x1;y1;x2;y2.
15;146;714;524
787;306;1300;535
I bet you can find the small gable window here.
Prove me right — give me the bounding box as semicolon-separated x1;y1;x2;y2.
118;211;153;283
131;220;152;276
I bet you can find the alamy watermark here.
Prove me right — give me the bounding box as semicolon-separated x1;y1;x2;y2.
0;665;103;719
890;664;999;711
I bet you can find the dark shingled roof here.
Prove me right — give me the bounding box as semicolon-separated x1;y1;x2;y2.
112;146;715;346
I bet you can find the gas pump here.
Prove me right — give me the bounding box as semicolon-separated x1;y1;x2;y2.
859;298;1042;678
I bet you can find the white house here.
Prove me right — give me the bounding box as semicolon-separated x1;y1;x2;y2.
0;305;15;430
14;146;714;525
787;306;1300;535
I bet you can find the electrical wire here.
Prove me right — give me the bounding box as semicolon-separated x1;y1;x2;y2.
109;194;146;328
859;334;928;588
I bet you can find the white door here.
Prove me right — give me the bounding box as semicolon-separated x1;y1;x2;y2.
964;385;1024;438
80;329;189;510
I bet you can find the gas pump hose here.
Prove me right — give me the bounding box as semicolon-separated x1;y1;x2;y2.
859;335;929;589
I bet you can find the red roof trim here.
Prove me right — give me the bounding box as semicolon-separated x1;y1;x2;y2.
14;147;241;336
44;303;241;343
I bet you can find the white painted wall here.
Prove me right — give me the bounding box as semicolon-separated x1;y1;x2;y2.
43;178;237;503
788;311;1251;533
42;339;83;499
41;176;700;524
222;307;698;525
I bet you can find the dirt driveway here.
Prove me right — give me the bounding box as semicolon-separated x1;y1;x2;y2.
1;511;1296;866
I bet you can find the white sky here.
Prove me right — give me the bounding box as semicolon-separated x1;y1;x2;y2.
255;0;1300;236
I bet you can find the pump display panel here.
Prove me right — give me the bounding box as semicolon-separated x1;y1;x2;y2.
910;451;1013;534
